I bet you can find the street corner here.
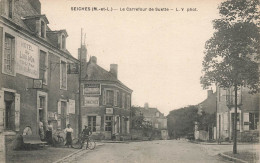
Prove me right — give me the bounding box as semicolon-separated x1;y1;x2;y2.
219;150;259;163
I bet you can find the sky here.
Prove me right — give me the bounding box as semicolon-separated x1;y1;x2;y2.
40;0;223;115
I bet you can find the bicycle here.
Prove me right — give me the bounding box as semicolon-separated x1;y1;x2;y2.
72;135;96;150
53;129;65;146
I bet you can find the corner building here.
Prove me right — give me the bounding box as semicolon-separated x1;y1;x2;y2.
0;0;79;147
80;55;132;140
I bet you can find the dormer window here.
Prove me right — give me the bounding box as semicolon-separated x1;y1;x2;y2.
40;20;46;38
61;34;66;49
5;0;13;18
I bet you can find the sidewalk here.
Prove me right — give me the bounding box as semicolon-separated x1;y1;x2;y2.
6;142;104;163
195;141;260;163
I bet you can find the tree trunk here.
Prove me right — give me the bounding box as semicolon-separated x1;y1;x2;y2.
233;84;238;154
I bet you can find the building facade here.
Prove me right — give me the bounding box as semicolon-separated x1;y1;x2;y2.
80;54;132;140
132;103;168;140
216;86;259;142
0;0;79;147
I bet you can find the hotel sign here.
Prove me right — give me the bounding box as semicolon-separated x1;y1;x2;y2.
16;37;39;79
84;84;100;95
84;96;99;107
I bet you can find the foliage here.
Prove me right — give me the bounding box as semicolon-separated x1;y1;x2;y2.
167;105;199;139
197;111;216;131
201;0;260;93
131;106;152;129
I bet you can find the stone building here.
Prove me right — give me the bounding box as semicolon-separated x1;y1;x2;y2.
216;86;259;142
0;0;79;149
80;51;132;140
132;103;168;140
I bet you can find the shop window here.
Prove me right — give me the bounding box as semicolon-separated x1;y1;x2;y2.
249;113;259;130
105;116;112;131
106;90;114;106
39;51;47;84
60;60;67;89
3;34;15;75
88;116;96;132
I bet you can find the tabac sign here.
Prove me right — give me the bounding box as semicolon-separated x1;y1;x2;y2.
16;37;39;78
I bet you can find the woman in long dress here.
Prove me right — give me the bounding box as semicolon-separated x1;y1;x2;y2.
64;124;73;147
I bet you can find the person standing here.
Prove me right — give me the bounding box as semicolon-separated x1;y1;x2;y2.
81;125;92;148
64;124;73;148
46;121;53;145
39;119;45;141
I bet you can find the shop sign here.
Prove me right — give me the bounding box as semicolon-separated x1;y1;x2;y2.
33;79;43;89
84;84;100;95
84;96;99;107
106;108;113;114
16;37;39;78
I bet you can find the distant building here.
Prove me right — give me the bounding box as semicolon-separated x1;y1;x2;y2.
132;103;168;140
80;52;133;140
195;90;217;141
0;0;79;148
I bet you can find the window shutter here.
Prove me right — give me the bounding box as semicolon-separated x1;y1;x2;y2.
126;116;130;133
66;102;69;116
243;113;249;131
223;112;228;130
114;90;117;106
68;99;75;114
102;90;106;105
57;101;61;114
0;90;4;131
96;116;101;132
15;93;20;131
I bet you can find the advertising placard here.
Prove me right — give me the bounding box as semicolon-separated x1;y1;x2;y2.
16;37;39;78
84;84;100;95
84;96;99;107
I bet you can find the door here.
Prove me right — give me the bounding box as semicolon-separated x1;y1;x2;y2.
61;101;67;129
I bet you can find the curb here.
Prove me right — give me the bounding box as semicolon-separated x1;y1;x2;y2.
53;143;104;163
218;153;248;163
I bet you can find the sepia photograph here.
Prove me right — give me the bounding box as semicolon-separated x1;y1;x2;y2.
0;0;259;162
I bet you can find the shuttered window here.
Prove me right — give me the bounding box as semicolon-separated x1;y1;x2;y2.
4;34;15;75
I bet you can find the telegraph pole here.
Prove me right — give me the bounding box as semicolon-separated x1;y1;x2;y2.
78;28;83;135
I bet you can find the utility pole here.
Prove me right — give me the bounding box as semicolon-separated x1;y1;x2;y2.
78;28;83;135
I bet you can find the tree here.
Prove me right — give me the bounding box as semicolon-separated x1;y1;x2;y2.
167;106;199;139
201;0;260;154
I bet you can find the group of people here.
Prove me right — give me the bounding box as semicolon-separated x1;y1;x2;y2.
39;120;92;148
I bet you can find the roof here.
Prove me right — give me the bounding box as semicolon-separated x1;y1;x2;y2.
2;0;75;60
198;92;217;114
82;61;133;92
132;106;165;118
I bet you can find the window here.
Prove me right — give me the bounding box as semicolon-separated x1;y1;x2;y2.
3;34;15;75
61;34;66;49
117;91;120;106
122;93;125;108
39;51;47;84
60;60;67;89
88;116;96;132
106;90;114;106
105;116;112;131
249;113;259;130
7;0;13;18
40;21;45;38
126;95;130;109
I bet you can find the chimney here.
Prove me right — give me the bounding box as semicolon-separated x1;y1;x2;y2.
78;45;87;63
28;0;41;14
90;56;97;64
207;90;213;98
144;103;149;109
110;64;118;78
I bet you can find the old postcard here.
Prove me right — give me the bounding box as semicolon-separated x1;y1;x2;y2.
0;0;259;162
